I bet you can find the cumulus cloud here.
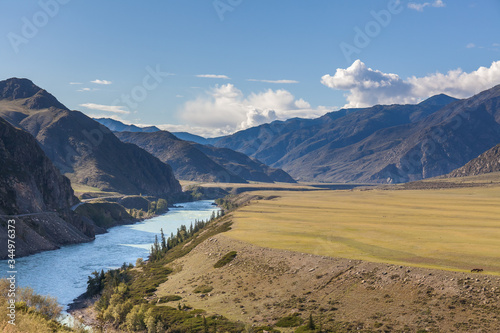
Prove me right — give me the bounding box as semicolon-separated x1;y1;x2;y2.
91;79;112;85
69;82;82;85
408;0;445;11
247;79;299;84
466;43;476;49
179;84;329;135
79;103;130;114
196;74;230;79
157;123;228;138
321;60;500;108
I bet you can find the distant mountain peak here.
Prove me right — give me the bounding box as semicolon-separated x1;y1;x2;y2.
0;77;67;110
94;117;160;133
0;77;41;100
418;93;459;107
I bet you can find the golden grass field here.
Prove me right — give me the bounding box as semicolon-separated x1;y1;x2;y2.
226;183;500;275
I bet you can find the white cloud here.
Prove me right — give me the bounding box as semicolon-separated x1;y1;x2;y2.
466;43;476;49
408;0;445;11
493;43;500;47
196;74;230;79
69;82;82;85
157;124;226;138
247;79;299;84
79;103;130;114
77;87;98;92
179;84;329;135
321;59;500;108
91;79;112;85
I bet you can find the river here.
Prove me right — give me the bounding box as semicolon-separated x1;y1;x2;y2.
1;200;219;310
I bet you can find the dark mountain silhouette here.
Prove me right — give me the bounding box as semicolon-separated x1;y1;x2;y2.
0;78;181;195
171;132;211;145
94;117;160;133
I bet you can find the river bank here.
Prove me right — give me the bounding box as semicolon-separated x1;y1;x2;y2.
0;200;220;311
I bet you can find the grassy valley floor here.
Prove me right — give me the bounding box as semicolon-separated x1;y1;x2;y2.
226;184;500;275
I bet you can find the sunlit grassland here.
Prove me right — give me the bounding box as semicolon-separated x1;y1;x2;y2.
70;183;121;197
226;185;500;274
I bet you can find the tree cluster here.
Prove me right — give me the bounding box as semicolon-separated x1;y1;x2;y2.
149;210;222;262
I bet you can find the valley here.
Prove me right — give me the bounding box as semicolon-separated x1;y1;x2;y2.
2;2;500;331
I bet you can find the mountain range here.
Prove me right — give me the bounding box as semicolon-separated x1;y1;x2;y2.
94;117;214;145
113;130;296;183
0;78;181;196
210;89;500;183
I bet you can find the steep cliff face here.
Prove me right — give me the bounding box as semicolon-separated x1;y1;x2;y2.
0;117;77;215
0;78;181;196
0;117;94;259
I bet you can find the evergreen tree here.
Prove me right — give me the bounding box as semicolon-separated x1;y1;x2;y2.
203;316;208;333
308;313;315;330
160;228;167;252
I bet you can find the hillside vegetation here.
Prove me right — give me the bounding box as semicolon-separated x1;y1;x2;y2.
0;279;83;333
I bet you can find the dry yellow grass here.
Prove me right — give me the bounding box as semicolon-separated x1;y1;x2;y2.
226;185;500;274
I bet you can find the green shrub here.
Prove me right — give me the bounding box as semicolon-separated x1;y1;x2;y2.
158;295;182;303
275;313;304;327
295;326;315;333
254;326;281;332
214;251;237;268
193;285;213;294
156;198;168;214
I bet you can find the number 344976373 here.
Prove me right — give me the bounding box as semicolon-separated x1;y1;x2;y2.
7;219;15;261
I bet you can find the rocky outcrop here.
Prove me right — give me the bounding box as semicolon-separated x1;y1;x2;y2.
448;143;500;177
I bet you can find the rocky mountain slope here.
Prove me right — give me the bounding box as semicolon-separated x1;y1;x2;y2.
115;131;246;183
115;130;295;183
0;117;94;259
212;87;500;183
0;78;181;195
448;143;500;177
193;143;295;183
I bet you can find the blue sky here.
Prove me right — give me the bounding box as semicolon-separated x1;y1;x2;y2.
1;0;499;136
